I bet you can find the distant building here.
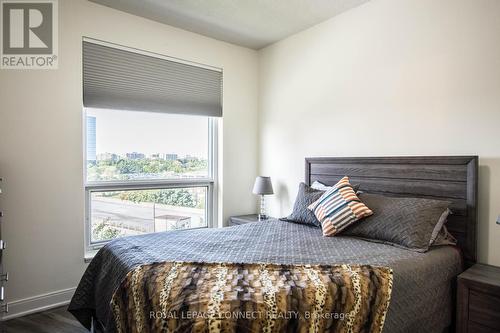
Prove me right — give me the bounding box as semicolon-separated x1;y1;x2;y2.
184;155;197;161
126;152;145;160
97;152;118;162
164;153;178;161
86;116;96;162
150;153;161;159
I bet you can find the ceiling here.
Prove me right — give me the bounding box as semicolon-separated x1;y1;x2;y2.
88;0;371;49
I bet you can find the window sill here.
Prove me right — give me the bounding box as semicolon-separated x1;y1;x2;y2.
84;250;98;263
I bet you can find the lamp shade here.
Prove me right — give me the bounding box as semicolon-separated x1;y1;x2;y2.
252;176;274;195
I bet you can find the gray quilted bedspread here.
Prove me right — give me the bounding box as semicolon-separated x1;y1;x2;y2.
69;219;462;333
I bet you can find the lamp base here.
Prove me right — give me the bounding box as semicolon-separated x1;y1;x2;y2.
258;195;268;221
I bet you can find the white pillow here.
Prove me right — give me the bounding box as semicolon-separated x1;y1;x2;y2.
310;180;331;191
312;180;363;194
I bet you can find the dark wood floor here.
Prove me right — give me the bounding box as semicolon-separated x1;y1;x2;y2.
1;306;87;333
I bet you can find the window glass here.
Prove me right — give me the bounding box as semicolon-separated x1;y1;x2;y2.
86;108;209;182
90;187;207;243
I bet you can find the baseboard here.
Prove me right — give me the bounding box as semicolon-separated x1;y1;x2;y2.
1;287;76;321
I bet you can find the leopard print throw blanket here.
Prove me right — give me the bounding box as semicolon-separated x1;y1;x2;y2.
111;262;393;333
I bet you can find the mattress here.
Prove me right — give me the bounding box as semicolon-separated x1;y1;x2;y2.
69;219;462;333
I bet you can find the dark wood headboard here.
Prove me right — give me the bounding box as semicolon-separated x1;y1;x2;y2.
305;156;478;267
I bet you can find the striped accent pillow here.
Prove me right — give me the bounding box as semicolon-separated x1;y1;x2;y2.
308;176;373;236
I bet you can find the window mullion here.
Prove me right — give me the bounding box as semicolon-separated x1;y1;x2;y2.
85;179;213;191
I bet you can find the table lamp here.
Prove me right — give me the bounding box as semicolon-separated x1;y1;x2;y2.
252;176;274;221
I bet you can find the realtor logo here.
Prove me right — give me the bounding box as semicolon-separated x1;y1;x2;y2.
1;0;58;69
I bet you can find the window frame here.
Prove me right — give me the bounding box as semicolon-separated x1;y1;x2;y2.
83;111;218;255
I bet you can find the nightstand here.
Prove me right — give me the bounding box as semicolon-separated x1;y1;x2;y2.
228;214;273;226
457;264;500;333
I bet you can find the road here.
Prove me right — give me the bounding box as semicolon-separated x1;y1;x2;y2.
91;197;205;237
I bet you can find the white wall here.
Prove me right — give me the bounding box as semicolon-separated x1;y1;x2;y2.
258;0;500;265
0;0;258;316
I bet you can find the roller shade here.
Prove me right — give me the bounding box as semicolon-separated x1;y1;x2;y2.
83;40;222;117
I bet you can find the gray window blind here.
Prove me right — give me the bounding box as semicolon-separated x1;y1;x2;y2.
83;40;222;117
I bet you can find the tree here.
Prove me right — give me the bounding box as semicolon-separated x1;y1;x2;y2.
87;156;208;181
117;188;199;208
92;218;123;241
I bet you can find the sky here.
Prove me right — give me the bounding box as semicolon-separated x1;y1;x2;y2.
86;108;209;157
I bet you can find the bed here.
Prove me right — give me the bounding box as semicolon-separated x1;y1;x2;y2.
69;156;478;333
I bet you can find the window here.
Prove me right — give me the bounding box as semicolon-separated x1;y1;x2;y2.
84;109;217;250
90;187;208;243
86;109;210;182
82;39;222;253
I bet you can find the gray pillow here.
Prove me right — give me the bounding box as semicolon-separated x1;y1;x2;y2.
343;193;451;252
280;183;323;227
